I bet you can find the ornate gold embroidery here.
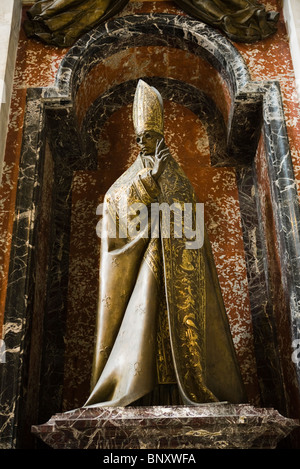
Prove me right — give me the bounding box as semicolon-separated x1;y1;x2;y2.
156;283;177;385
158;156;208;402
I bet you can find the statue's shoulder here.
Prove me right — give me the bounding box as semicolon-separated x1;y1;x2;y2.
106;157;142;198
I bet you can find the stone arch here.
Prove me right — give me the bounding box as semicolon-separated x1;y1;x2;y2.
54;14;250;99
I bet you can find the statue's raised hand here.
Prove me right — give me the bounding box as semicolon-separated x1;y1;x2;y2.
151;138;170;181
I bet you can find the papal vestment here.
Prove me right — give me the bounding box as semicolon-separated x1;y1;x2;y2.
86;152;246;407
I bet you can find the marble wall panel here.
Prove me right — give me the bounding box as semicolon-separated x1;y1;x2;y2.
236;2;300;197
0;6;67;335
0;88;47;448
255;132;300;419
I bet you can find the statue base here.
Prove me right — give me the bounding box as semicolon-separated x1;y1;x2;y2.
31;403;299;449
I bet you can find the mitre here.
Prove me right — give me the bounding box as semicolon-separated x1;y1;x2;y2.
133;80;164;136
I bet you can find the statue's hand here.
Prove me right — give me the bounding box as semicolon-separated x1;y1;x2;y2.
151;138;170;181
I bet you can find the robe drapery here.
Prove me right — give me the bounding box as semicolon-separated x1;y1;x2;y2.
24;0;278;47
85;152;247;407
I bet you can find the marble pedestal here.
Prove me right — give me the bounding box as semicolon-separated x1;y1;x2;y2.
31;403;299;449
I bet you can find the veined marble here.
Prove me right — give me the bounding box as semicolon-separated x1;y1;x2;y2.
31;404;300;449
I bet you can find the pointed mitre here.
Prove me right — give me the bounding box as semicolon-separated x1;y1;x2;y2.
133;80;164;136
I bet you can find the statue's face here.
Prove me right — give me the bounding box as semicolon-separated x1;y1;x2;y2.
136;130;163;155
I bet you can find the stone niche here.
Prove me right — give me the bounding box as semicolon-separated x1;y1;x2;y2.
1;13;300;449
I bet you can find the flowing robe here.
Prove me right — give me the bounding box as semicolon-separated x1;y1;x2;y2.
85;152;247;407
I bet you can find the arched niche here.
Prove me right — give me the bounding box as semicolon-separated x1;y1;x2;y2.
49;13;257;164
1;13;300;449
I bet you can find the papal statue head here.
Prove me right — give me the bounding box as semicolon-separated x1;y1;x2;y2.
133;80;164;137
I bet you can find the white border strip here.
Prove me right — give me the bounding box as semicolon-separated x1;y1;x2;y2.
0;0;22;183
283;0;300;101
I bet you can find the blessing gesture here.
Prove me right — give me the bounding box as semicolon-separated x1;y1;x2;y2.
151;138;170;181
